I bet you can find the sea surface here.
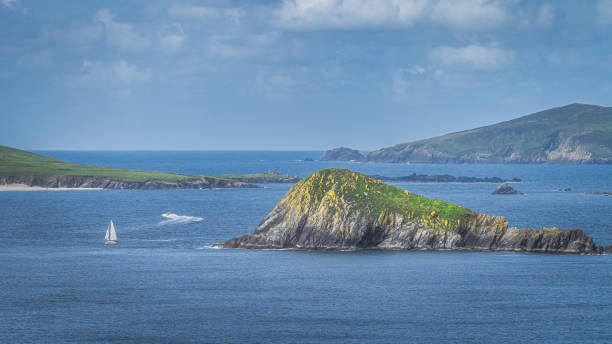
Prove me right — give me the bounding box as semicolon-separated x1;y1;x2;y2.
1;151;612;344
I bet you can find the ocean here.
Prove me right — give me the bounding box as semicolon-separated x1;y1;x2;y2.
1;151;611;343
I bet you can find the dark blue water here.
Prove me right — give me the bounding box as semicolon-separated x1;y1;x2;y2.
1;151;612;343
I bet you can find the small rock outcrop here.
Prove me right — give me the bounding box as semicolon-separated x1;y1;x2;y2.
321;147;365;162
218;169;605;254
492;182;523;195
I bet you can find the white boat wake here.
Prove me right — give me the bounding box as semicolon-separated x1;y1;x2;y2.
159;212;204;225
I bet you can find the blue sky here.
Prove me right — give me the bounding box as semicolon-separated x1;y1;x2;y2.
1;0;612;150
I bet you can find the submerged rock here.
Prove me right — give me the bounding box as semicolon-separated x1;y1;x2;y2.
218;168;604;254
492;182;523;195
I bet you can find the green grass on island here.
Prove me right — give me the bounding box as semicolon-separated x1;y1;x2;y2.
212;172;297;181
286;168;475;228
0;145;198;182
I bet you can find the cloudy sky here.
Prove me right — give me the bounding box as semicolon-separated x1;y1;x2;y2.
1;0;612;150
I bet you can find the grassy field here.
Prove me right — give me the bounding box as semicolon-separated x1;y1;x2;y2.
212;172;296;181
0;145;197;182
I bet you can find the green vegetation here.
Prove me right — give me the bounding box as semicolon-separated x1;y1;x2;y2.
369;103;612;162
284;168;475;228
0;145;198;182
212;172;294;180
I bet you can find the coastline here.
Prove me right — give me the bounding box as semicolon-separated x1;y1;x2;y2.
0;183;103;191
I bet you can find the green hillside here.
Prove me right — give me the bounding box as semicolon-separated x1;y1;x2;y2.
367;103;612;163
0;145;195;182
285;168;474;226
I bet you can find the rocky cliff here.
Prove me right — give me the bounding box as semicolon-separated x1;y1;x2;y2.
219;168;608;253
0;174;254;190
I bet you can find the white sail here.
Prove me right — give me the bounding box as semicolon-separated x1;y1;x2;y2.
105;220;118;243
108;220;117;241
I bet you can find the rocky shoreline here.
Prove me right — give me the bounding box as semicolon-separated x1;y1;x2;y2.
0;174;255;190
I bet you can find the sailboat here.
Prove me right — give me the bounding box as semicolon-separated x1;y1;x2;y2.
104;220;118;245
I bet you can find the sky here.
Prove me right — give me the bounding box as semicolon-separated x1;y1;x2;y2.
1;0;612;150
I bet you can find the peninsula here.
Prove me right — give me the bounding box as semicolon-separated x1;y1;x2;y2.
0;145;254;190
212;170;300;183
218;168;610;254
361;103;612;164
370;174;521;183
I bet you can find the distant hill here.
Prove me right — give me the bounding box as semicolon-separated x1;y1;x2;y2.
366;103;612;163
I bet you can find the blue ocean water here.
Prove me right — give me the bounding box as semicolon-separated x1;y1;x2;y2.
1;151;611;343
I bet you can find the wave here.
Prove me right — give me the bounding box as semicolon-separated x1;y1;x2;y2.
159;212;204;225
195;244;219;250
142;238;179;242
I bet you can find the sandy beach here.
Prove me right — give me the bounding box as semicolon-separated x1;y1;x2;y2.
0;183;102;191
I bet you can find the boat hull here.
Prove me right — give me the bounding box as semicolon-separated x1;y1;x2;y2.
104;240;118;245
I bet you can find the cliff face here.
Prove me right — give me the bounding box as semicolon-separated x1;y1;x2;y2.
366;104;612;164
321;147;365;162
220;169;606;253
0;174;254;190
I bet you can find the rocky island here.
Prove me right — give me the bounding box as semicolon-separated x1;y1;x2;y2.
218;168;610;253
492;182;523;195
321;147;365;162
0;145;254;190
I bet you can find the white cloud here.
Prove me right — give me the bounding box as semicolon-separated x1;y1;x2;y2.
392;66;445;96
535;4;555;27
430;0;507;30
80;60;152;86
275;0;516;30
430;44;515;70
207;32;281;58
256;68;298;98
169;5;245;23
93;9;150;51
158;23;186;53
597;0;612;25
55;22;103;46
548;51;581;67
276;0;429;29
169;5;218;18
1;0;17;9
